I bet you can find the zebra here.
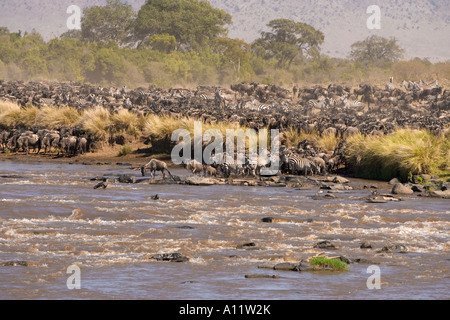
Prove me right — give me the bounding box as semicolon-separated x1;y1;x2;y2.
385;77;394;91
343;98;361;108
307;100;316;108
308;96;330;109
257;104;270;111
39;98;55;107
325;97;337;107
401;80;422;91
282;152;318;176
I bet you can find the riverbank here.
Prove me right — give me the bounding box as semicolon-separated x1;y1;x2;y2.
1;146;448;199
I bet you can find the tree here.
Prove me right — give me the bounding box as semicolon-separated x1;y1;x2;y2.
349;35;404;67
134;0;232;50
213;37;253;81
81;0;136;45
148;34;177;53
252;19;324;69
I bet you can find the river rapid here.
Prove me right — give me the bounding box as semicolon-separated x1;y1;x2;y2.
0;160;448;300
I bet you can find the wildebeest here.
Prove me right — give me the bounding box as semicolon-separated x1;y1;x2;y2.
184;159;204;176
203;165;217;177
17;132;41;154
76;137;87;155
1;130;10;151
41;131;60;154
141;159;173;180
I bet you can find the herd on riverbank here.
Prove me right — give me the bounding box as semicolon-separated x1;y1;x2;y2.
0;79;449;181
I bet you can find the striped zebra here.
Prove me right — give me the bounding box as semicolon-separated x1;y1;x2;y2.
307;99;320;109
198;93;214;100
257;104;270;111
283;153;318;176
325;97;337;107
308;97;329;109
39;98;55;107
343;98;361;108
385;77;394;91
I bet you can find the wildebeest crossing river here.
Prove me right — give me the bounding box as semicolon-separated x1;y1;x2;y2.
0;160;448;299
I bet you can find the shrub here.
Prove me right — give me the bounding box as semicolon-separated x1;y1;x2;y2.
344;129;449;181
117;144;133;157
309;257;349;271
80;106;112;140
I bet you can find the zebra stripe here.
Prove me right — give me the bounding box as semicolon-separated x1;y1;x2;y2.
285;154;317;176
39;98;55;106
257;104;270;111
343;98;361;108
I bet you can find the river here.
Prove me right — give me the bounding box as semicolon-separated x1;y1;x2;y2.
0;160;448;300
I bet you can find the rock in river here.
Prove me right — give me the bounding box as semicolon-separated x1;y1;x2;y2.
1;260;28;267
379;244;408;253
150;253;189;262
313;240;337;250
392;183;413;195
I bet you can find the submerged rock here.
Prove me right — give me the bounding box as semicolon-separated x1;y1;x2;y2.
273;263;298;271
150;253;189;262
1;260;28;267
245;274;280;279
313;240;337;250
379;244;408;253
118;174;136;184
360;242;373;249
237;242;261;250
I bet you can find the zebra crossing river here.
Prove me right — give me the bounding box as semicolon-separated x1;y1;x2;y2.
0;160;448;299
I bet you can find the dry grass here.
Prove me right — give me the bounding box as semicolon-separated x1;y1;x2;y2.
344;129;449;181
283;127;340;152
111;109;141;138
80;106;112;140
38;106;81;129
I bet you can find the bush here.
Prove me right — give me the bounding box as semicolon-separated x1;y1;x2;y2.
309;257;349;271
117;144;133;157
344;129;449;181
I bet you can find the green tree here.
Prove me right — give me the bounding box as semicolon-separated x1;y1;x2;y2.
349;35;405;68
81;0;136;44
86;46;127;85
252;19;324;69
134;0;232;50
148;34;177;53
214;37;253;81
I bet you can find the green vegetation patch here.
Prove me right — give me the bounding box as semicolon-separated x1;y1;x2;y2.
309;257;349;271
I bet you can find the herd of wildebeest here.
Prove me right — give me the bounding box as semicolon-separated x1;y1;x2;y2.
0;79;448;177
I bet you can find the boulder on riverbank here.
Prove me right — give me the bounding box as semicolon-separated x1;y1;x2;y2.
392;183;414;195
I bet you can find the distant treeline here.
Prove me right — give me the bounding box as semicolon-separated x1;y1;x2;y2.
0;0;449;88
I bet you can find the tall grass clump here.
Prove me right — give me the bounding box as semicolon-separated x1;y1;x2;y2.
0;101;38;129
143;114;184;141
38;106;81;129
344;129;449;181
80;106;112;140
111;109;141;138
283;127;340;152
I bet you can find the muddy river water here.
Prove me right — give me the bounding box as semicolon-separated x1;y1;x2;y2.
0;160;448;300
